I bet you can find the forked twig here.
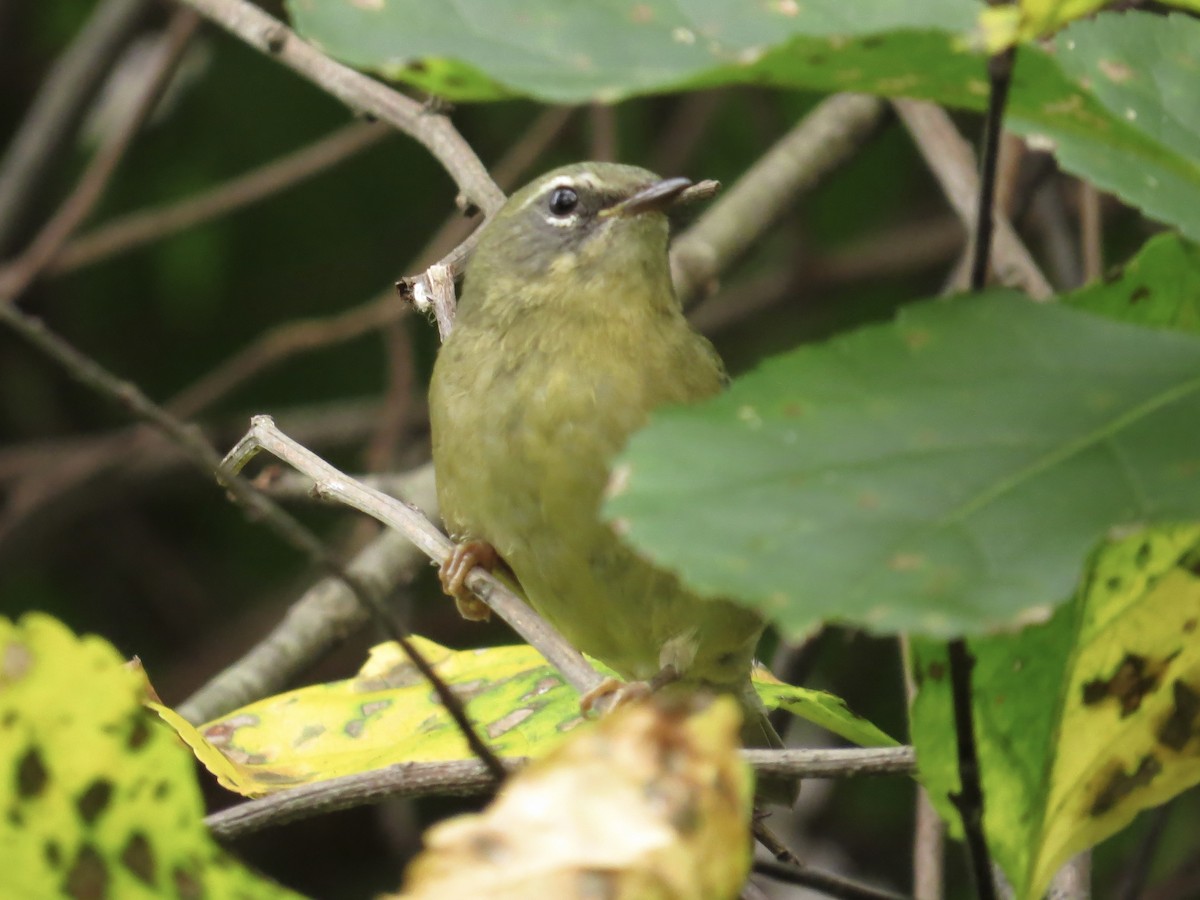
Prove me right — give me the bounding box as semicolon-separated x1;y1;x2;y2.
221;415;603;697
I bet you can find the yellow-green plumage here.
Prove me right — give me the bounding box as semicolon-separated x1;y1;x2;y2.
430;162;780;756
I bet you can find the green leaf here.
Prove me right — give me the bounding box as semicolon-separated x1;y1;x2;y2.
909;525;1200;900
1066;233;1200;333
156;638;893;797
608;291;1200;639
979;0;1200;52
1007;13;1200;244
287;4;1200;238
0;613;300;899
285;0;978;102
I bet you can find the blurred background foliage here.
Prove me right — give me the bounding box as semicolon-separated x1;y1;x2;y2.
1;2;1193;898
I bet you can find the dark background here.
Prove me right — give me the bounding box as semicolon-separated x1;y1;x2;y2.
1;2;1192;898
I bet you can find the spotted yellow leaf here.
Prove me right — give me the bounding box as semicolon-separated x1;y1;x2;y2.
911;525;1200;900
153;638;894;797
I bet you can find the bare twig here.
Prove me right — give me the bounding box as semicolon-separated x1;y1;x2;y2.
744;746;914;779
650;91;726;176
174;0;504;216
395;105;576;320
205;746;915;841
670;93;886;305
1079;181;1102;283
903;636;945;900
1116;802;1173;900
168;293;403;420
892;99;1052;300
0;11;200;305
1049;853;1091;900
0;301;506;783
206;759;517;840
222;416;603;698
1027;178;1081;288
0;0;150;251
51;121;389;274
753;860;910;900
176;470;436;725
0;106;573;572
588;102;618;161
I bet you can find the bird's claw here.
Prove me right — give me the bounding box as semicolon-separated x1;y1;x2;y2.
439;540;498;621
580;677;654;718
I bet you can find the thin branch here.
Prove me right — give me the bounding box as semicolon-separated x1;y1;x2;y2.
752;818;803;867
206;759;515;840
50;121;389;274
1079;181;1103;283
222;416;603;698
0;11;200;305
169;292;403;420
176;464;436;725
903;635;945;900
1050;852;1091;900
588;102;618;161
751;818;912;900
670;93;886;305
892;98;1051;300
0;106;572;576
945;44;1019;900
752;860;911;900
0;301;506;784
969;49;1015;293
947;641;996;900
1116;802;1173;900
205;746;914;841
650;91;726;176
0;0;150;251
743;746;914;779
173;0;504;216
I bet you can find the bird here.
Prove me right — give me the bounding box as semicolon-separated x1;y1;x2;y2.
428;161;788;797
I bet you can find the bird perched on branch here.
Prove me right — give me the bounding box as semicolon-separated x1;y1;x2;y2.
429;162;788;799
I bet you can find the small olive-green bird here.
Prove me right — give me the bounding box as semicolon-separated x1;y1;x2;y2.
429;162;785;778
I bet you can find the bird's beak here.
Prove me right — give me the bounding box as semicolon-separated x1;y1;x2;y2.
601;177;693;218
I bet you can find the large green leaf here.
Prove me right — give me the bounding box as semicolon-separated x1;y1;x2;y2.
910;525;1200;900
0;614;300;899
607;291;1200;639
286;0;977;102
1008;13;1200;247
287;2;1200;239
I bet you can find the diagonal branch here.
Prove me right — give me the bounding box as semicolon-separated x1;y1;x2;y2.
173;0;504;216
671;93;886;305
0;0;151;251
0;299;508;784
50;121;389;274
892;99;1052;300
0;10;200;305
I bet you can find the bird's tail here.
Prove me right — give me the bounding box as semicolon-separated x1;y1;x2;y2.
736;681;799;807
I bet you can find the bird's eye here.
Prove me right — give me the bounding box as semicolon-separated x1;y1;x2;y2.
548;187;579;216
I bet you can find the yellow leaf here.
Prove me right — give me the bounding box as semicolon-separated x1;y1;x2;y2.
0;613;298;899
153;637;893;797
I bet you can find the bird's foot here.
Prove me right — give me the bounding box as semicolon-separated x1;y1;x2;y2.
579;665;681;718
580;678;650;718
439;539;498;621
